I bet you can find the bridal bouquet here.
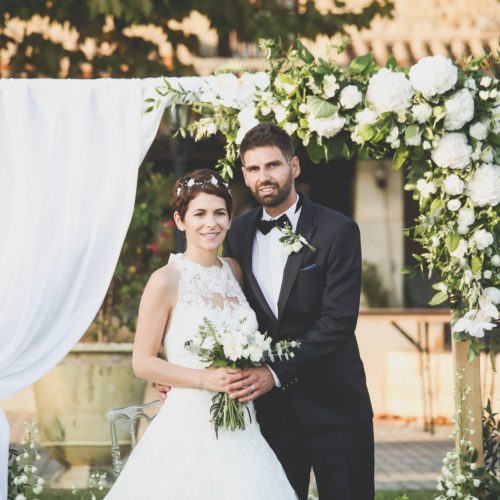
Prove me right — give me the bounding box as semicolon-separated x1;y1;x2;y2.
185;317;299;437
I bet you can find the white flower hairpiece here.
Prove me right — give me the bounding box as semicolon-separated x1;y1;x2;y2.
176;176;231;196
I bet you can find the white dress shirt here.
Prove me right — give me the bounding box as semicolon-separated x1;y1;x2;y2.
252;195;302;388
252;194;301;318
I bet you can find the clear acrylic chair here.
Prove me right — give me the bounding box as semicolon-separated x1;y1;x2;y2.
107;399;161;477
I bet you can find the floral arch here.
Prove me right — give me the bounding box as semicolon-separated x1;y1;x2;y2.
150;40;500;496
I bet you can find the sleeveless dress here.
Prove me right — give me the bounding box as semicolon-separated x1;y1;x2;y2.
105;253;297;500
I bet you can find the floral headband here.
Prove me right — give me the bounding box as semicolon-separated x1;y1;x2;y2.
176;175;231;196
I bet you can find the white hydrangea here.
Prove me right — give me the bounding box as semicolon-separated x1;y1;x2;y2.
322;74;340;98
308;114;346;138
412;103;432;123
366;68;414;113
444;174;465;195
444;89;475;131
473;229;494;250
409;55;458;98
469;122;489;140
466;163;500;207
339;85;362;109
447;199;461;211
416;179;436;197
431;133;472;170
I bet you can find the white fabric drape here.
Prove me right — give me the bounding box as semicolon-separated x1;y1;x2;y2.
0;78;166;499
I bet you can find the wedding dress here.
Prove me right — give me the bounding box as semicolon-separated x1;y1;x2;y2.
105;253;297;500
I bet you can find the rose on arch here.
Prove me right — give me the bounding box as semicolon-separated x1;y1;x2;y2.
409;55;458;98
444;89;475;131
366;67;414;113
465;163;500;207
431;133;472;170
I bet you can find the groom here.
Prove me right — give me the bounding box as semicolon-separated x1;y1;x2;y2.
223;123;374;499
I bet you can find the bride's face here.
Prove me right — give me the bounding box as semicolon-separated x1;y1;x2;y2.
174;192;230;251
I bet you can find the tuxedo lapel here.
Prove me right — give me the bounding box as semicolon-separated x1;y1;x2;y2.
277;197;316;319
240;207;277;322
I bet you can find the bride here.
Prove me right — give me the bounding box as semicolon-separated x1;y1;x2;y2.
105;169;297;499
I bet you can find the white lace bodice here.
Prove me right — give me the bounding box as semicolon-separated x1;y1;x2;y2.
164;253;258;369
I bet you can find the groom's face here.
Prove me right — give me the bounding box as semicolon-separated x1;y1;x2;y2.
241;145;300;208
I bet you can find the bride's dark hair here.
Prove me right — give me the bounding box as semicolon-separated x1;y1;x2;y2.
172;169;232;221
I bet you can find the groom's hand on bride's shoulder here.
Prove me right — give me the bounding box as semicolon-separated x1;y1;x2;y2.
156;383;171;403
227;366;275;403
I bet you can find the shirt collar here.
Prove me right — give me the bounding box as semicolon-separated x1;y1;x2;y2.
262;193;300;221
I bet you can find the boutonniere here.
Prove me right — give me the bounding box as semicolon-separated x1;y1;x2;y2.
278;222;316;255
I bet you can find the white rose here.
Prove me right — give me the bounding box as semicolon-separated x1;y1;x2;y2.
447;199;461;211
308;115;346;138
450;239;468;259
416;179;436;197
457;207;475;228
386;126;400;148
473;229;494;250
412;103;432;123
409;55;458;98
431;133;472;170
322;74;340;98
469;122;488;140
480;76;492;87
33;485;43;495
492;255;500;266
339;85;362;109
444;174;465;195
484;270;492;279
479;90;489;100
366;68;414;112
444;89;475;131
466;163;500;206
355;108;379;125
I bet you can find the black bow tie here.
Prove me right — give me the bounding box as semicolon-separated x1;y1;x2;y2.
256;214;291;235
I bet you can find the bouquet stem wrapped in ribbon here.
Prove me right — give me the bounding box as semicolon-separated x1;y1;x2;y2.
185;317;300;437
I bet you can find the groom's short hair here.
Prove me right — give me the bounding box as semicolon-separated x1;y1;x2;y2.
240;123;294;163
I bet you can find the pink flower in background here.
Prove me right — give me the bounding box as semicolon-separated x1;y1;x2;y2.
147;243;158;253
165;219;174;228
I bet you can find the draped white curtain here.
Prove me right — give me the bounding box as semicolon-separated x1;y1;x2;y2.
0;78;167;499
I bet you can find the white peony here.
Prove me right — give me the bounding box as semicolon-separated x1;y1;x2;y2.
431;133;472;170
469;122;489;140
450;239;468;259
447;199;461;211
322;74;340;98
355;108;379;125
465;163;500;206
308;114;346;138
366;68;414;112
412;103;432;124
473;229;494;250
340;85;362;109
409;55;458;98
444;89;475;131
416;179;436;197
444;174;465;195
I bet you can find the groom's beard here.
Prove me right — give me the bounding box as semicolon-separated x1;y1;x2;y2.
251;172;294;207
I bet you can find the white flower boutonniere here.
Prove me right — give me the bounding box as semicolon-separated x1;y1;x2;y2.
278;222;316;255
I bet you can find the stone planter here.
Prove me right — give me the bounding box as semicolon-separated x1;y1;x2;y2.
34;343;146;481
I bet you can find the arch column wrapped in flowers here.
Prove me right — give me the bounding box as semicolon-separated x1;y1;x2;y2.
150;39;499;496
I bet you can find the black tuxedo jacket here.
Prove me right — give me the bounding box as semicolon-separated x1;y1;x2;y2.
225;196;373;432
